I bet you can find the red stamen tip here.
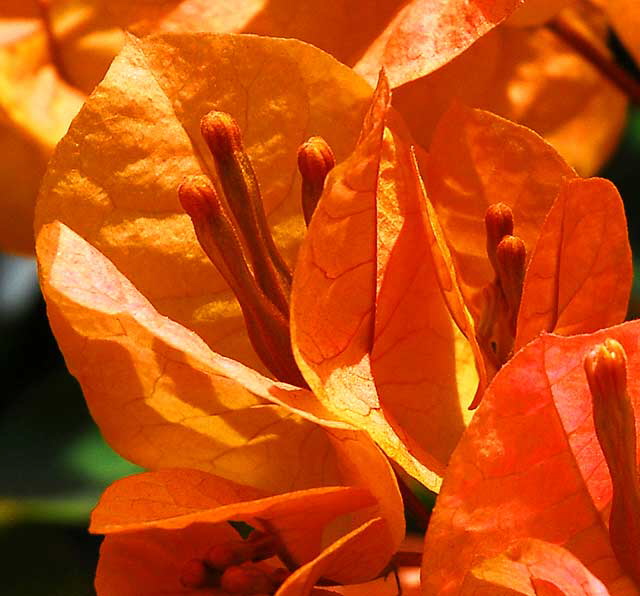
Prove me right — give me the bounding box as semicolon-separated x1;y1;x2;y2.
201;111;243;157
495;235;526;278
178;176;220;220
486;203;515;269
584;338;628;406
297;136;335;183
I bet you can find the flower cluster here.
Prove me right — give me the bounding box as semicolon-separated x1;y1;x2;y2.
12;0;640;594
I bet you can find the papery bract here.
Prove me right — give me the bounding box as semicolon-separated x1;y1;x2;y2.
460;539;611;596
291;74;476;491
35;33;371;373
421;321;640;595
92;469;392;594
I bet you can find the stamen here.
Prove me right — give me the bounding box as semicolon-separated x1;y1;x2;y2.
584;339;640;586
179;177;306;387
221;564;276;594
201;111;291;312
495;235;526;331
297;136;335;226
476;207;526;373
485;203;514;271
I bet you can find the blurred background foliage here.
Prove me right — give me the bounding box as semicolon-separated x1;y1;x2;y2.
1;81;640;596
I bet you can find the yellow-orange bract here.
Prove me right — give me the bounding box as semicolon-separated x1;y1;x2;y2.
35;34;405;592
6;0;639;253
291;79;631;489
91;469;395;595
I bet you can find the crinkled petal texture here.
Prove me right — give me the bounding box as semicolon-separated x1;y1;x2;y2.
394;4;628;176
35;32;372;373
421;321;640;596
291;75;476;492
37;221;404;552
0;0;123;254
106;0;520;88
461;539;611;596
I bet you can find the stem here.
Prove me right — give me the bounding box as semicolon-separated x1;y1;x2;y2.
548;15;640;105
395;472;431;533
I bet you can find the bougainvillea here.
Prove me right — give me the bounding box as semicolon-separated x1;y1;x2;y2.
23;1;640;594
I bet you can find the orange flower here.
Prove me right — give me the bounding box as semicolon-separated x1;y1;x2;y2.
7;0;640;253
36;32;632;492
291;75;631;490
35;33;405;589
91;468;398;595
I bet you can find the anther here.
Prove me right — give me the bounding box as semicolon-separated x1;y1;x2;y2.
297;136;335;226
584;339;640;586
485;203;514;271
200;111;292;307
201;111;244;156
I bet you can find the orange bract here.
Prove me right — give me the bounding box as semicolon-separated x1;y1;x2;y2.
35;33;371;373
422;321;640;595
93;469;393;594
292;89;631;488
